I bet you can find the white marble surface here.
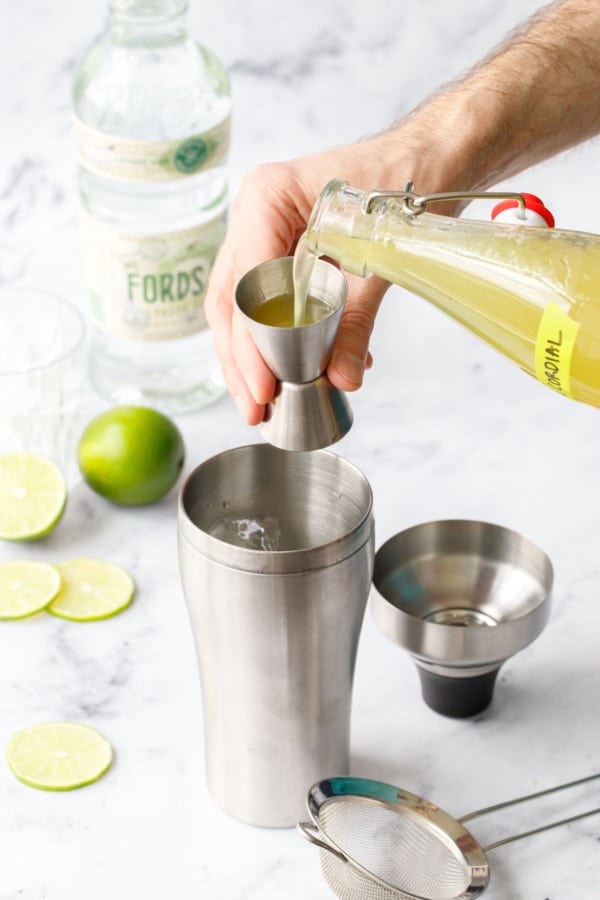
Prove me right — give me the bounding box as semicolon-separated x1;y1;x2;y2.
2;1;600;897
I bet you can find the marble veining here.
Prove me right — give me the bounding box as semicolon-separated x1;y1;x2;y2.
1;0;600;897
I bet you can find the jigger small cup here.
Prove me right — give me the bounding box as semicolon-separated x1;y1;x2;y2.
235;257;353;451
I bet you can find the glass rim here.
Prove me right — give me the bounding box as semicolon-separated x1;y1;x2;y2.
0;287;85;376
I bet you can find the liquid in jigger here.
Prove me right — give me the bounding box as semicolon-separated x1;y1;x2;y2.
250;293;333;327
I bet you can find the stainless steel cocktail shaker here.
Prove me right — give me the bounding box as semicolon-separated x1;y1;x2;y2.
178;443;374;827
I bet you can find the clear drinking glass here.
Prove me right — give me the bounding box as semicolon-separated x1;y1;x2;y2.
0;288;86;479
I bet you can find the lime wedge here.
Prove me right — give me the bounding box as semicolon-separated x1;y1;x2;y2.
6;722;113;791
0;560;61;619
48;558;135;621
0;453;67;541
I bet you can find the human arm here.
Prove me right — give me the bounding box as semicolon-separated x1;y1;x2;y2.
204;0;600;425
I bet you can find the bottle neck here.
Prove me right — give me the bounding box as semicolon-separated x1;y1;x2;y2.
305;180;379;278
109;0;189;46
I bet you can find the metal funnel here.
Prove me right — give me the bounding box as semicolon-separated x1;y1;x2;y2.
371;520;553;718
235;257;353;451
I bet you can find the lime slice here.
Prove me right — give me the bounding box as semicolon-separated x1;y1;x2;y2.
48;558;135;621
0;560;61;619
0;453;67;541
6;722;112;791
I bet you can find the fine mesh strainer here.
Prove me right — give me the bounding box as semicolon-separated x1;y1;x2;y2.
298;774;600;900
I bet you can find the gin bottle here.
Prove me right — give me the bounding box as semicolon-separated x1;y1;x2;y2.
73;0;231;413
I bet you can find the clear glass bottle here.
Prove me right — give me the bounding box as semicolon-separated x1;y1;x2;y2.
304;180;600;410
73;0;231;414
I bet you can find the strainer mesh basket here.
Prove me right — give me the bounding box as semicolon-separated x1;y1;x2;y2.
316;796;471;900
303;774;600;900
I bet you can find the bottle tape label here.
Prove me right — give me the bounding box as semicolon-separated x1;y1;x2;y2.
73;116;230;182
534;302;579;398
81;211;226;341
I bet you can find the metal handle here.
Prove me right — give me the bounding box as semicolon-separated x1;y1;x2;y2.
457;772;600;852
363;180;528;217
297;821;348;863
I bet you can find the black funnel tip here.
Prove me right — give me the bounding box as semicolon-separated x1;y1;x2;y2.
416;666;501;718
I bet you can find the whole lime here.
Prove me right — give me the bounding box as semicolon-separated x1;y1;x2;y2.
78;406;185;505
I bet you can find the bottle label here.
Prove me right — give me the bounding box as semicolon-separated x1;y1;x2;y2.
80;211;226;341
534;303;579;398
73;115;230;182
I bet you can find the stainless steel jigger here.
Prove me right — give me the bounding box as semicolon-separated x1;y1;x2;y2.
235;256;353;451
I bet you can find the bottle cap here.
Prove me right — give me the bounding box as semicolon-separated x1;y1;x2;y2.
491;193;555;228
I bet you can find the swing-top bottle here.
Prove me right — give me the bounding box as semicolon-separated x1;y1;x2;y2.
303;180;600;409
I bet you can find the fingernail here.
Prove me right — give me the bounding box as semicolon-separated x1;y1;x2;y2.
332;351;365;387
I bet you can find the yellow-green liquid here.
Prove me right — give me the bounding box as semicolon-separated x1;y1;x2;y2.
250;292;333;327
303;210;600;409
292;234;318;325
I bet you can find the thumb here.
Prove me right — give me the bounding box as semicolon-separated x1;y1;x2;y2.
327;275;388;391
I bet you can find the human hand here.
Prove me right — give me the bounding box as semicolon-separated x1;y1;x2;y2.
206;0;600;427
204;141;391;425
